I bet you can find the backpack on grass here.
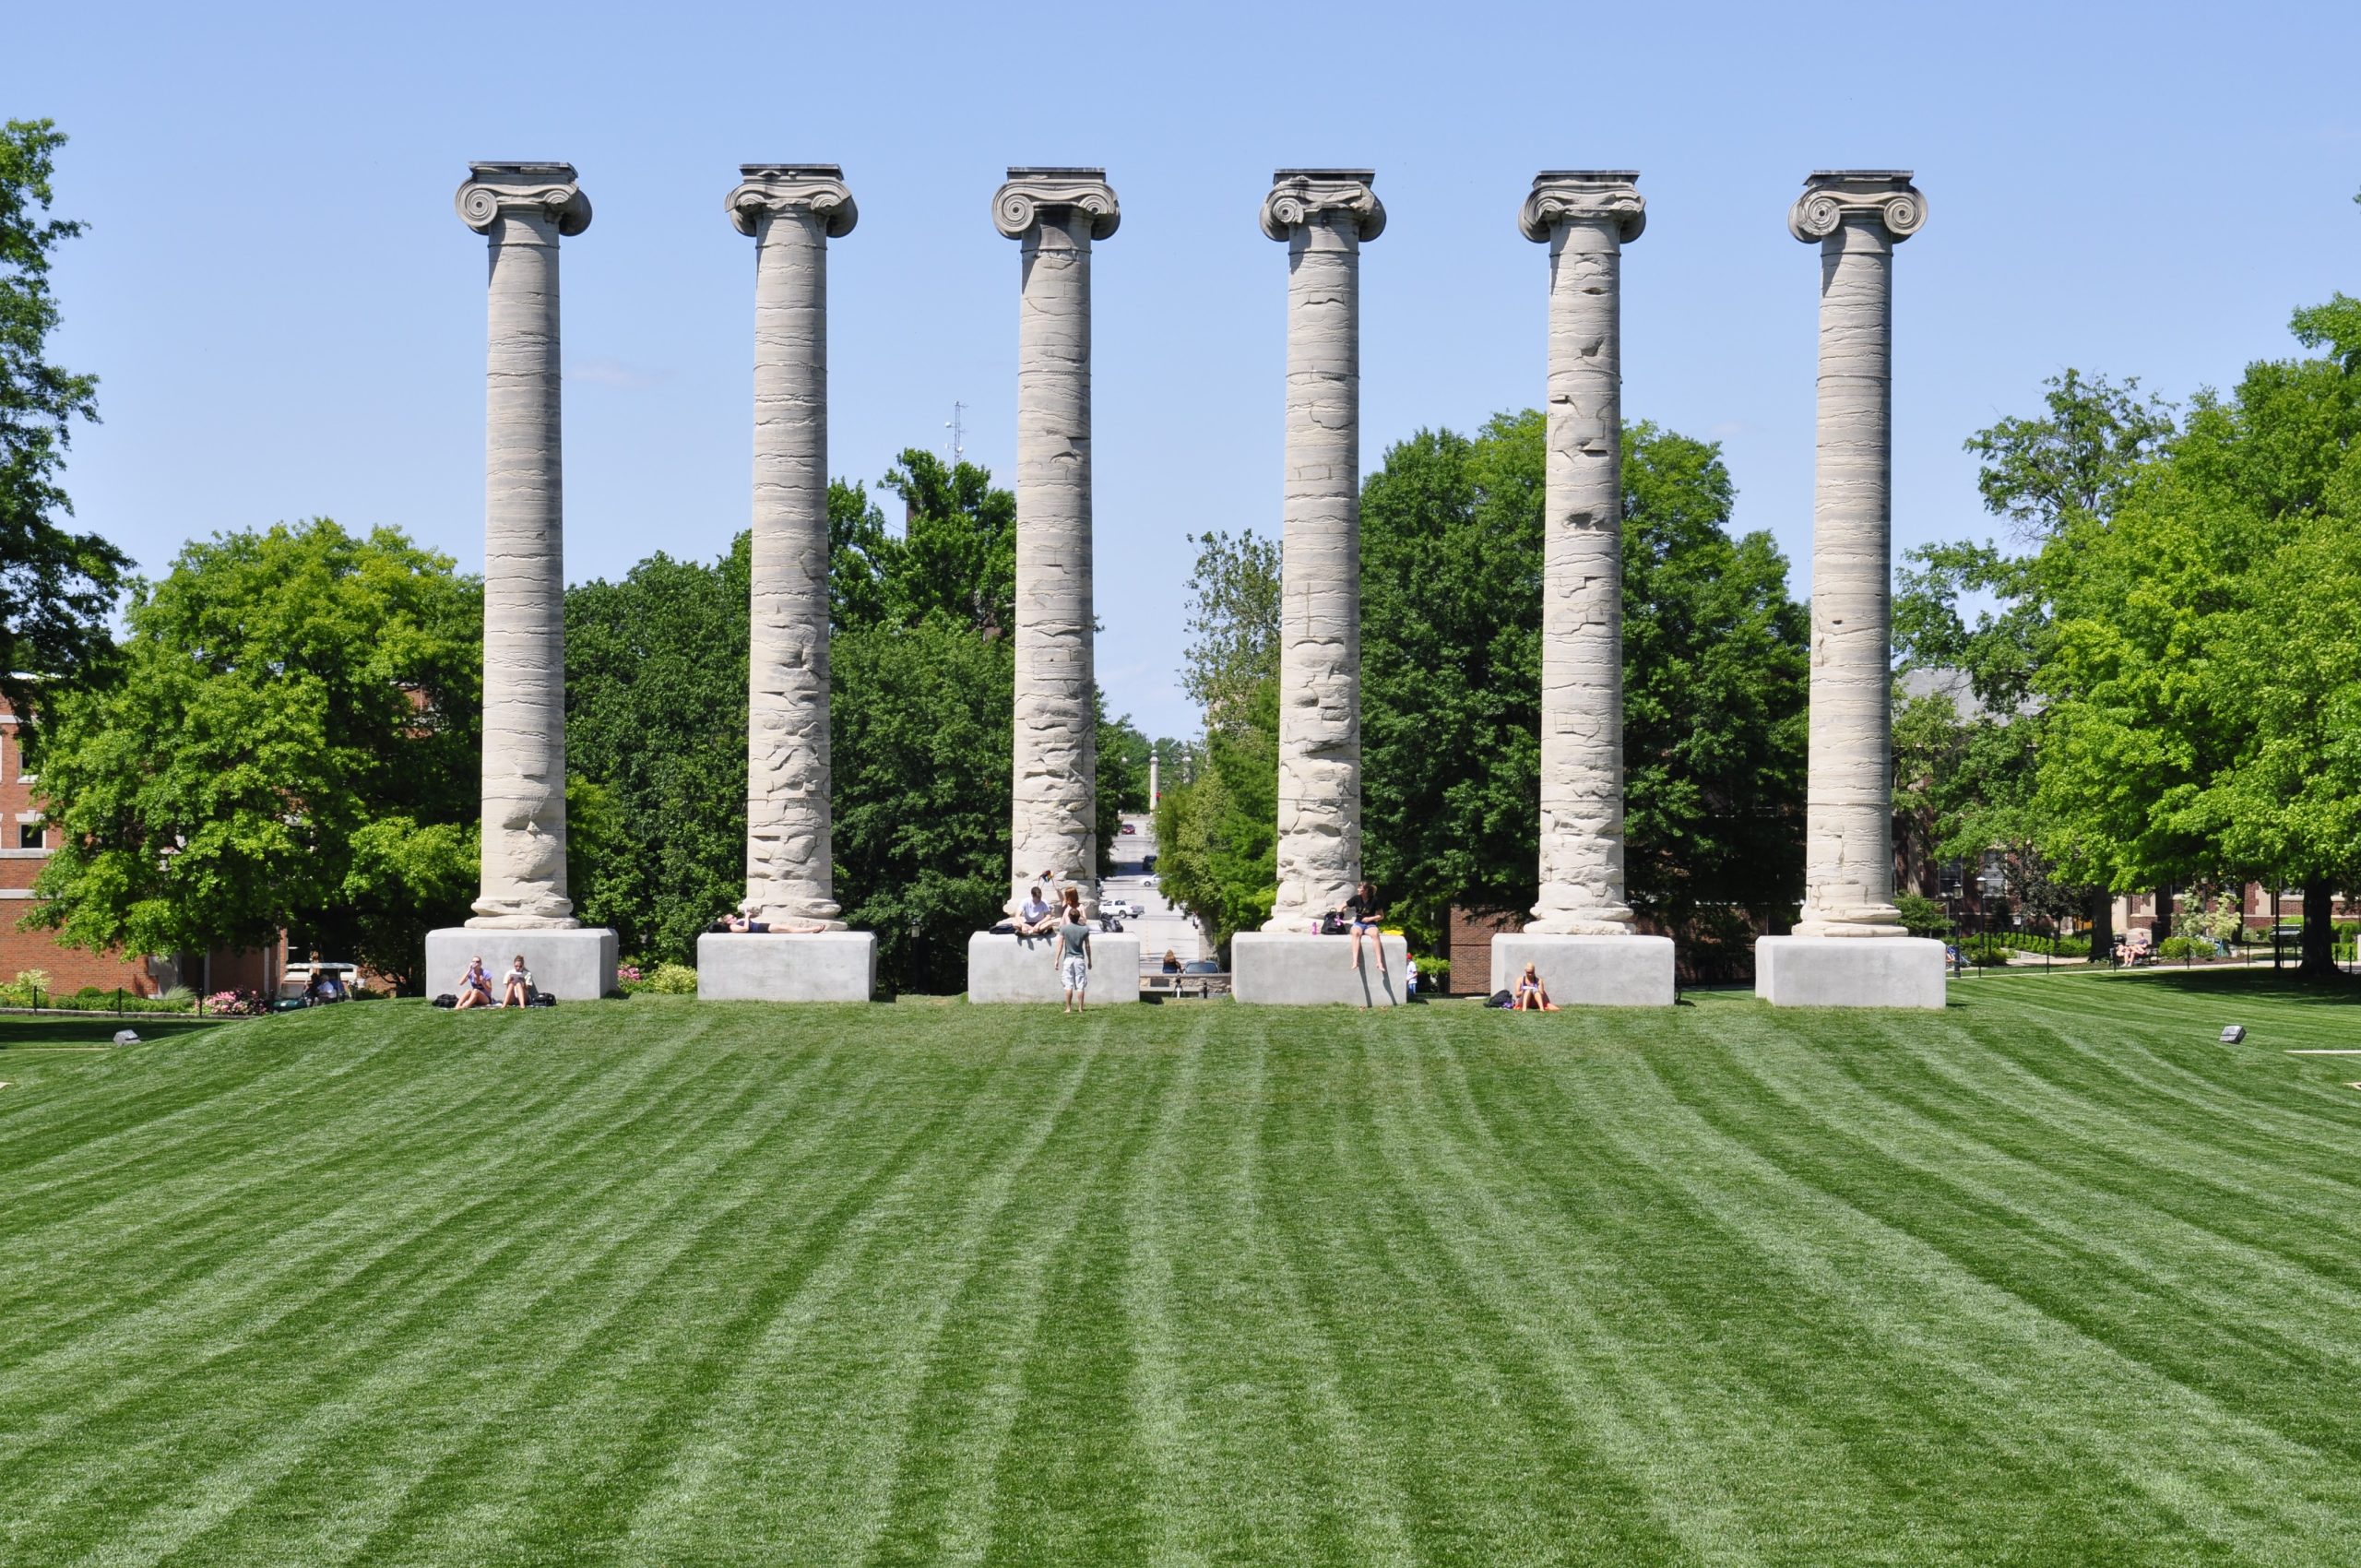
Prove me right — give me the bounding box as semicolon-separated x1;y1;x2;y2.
432;994;457;1009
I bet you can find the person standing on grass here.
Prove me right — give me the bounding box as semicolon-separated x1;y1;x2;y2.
1055;900;1094;1013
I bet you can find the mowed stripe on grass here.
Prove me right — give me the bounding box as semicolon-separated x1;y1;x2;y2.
1;976;2357;1566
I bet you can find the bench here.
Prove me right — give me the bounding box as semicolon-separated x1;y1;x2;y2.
1141;971;1233;1000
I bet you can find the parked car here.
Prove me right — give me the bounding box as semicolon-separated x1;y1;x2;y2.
276;961;359;1010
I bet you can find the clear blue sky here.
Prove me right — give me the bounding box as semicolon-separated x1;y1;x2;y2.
10;0;2357;738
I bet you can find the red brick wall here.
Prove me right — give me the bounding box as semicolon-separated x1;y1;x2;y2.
1447;906;1522;995
0;704;158;995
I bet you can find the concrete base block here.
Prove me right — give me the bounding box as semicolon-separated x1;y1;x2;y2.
1754;935;1948;1009
1489;933;1676;1006
426;926;618;1002
1231;932;1411;1006
967;931;1143;1004
695;931;875;1002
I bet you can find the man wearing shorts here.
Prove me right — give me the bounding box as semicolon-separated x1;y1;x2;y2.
1055;906;1094;1013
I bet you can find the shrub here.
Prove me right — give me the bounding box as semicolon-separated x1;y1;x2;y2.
155;984;195;1004
2155;935;2208;960
1997;934;2091;959
1894;893;1952;939
628;962;698;996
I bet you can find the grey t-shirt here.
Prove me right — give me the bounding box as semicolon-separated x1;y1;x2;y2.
1056;920;1092;957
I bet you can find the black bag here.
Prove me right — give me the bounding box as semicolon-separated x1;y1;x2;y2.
433;993;457;1009
528;993;558;1008
1485;989;1514;1008
1319;911;1349;935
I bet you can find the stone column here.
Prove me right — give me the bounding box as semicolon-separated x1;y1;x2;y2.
1788;171;1927;938
431;163;615;1000
1754;171;1941;1008
727;165;855;930
1260;170;1383;932
967;169;1140;1001
455;162;591;929
1519;172;1644;936
993;169;1118;915
1487;173;1675;1007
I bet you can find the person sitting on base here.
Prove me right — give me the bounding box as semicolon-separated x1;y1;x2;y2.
1341;880;1386;973
1513;962;1560;1011
454;956;495;1010
1014;885;1057;944
1161;948;1182;974
500;955;532;1008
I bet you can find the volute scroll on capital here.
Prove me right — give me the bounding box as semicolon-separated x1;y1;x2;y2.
455;160;593;236
1786;170;1927;244
992;168;1120;241
1261;169;1385;243
1518;171;1645;244
727;164;858;238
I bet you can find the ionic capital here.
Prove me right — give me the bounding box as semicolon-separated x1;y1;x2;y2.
727;163;857;238
1261;169;1385;244
1787;170;1926;244
992;167;1120;241
456;161;592;236
1519;170;1644;244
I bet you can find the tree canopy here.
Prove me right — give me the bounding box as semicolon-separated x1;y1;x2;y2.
29;520;481;988
1;119;126;725
1358;412;1809;971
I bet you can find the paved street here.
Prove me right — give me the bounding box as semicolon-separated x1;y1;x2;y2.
1107;813;1199;970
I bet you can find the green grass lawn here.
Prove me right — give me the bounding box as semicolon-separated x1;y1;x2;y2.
4;975;2358;1566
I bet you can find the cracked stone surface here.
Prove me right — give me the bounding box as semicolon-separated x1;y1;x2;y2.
1520;172;1644;935
994;169;1119;915
1786;171;1928;937
1261;171;1383;931
728;165;856;930
454;163;591;930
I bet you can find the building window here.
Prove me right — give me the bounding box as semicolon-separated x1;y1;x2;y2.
18;824;42;851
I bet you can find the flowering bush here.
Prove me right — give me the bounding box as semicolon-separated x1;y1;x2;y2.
0;968;53;1006
617;964;643;984
622;962;697;996
206;990;269;1016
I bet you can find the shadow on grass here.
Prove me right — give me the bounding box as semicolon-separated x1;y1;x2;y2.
0;1015;225;1051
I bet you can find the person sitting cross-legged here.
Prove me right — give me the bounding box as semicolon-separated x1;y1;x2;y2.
1014;885;1058;944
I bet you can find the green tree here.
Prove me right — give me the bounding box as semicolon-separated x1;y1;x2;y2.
28;520;481;990
1895;370;2177;955
2035;300;2361;977
1154;529;1283;955
1358;412;1809;972
1;120;127;725
564;537;753;965
831;620;1011;993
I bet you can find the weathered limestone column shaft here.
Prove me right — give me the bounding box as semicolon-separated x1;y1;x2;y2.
728;165;856;929
1261;170;1383;930
1788;171;1928;936
1520;172;1644;934
993;169;1119;913
455;163;591;928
